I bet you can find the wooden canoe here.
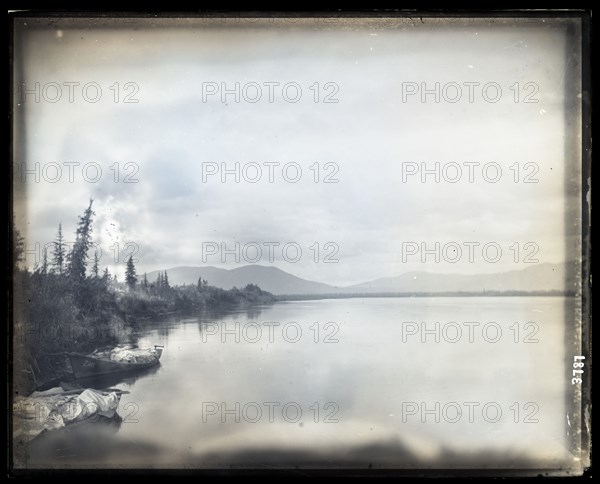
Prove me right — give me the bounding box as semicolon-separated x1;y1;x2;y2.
67;346;163;379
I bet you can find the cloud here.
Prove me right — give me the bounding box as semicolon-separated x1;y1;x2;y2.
14;18;579;284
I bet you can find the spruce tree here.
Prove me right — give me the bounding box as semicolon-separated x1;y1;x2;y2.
53;223;66;274
12;220;25;268
125;255;137;288
92;249;100;278
41;247;48;275
67;199;95;281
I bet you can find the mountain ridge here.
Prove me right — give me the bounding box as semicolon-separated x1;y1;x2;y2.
145;262;573;296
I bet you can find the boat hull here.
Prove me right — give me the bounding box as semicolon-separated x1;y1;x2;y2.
67;353;161;379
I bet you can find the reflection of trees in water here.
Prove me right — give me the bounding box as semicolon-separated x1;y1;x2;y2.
157;324;171;343
126;313;179;348
197;305;265;322
74;364;161;389
127;307;268;343
243;307;264;320
196;306;267;337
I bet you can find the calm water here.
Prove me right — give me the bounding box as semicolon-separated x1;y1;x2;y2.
23;297;572;469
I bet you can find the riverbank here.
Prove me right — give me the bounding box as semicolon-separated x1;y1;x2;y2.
12;269;275;396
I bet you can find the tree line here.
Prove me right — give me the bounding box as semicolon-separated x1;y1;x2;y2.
12;199;274;394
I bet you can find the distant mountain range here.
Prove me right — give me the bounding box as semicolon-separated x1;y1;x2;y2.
146;262;574;296
147;265;334;295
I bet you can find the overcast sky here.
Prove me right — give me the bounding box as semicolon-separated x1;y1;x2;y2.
13;17;581;286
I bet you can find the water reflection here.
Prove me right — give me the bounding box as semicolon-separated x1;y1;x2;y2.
197;305;267;321
196;306;268;338
16;297;573;470
24;414;131;467
126;313;181;347
74;364;162;390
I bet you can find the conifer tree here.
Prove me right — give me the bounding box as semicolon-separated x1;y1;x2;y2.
125;255;137;288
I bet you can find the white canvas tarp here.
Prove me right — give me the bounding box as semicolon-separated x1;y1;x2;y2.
13;388;121;442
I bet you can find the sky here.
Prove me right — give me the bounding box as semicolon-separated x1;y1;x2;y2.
12;16;582;286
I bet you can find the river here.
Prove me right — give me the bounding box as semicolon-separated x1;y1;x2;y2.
23;296;573;469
